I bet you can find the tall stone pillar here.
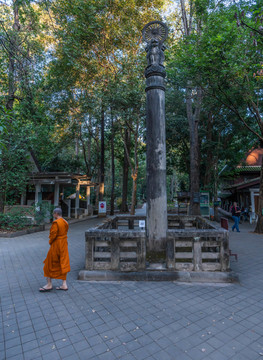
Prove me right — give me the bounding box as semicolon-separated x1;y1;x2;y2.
54;183;60;207
35;183;41;205
86;186;91;206
20;192;26;205
75;183;80;219
142;21;168;251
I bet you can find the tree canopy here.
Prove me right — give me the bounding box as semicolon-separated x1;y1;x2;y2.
0;0;262;226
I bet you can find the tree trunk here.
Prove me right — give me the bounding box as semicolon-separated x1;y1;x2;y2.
189;123;200;215
130;119;139;216
170;171;176;201
180;1;202;215
213;132;221;222
214;161;219;222
6;1;19;110
1;1;20;212
187;84;202;215
87;134;91;165
110;115;115;215
95;178;100;212
121;128;130;213
0;188;4;213
75;137;79;157
130;172;138;215
254;156;263;233
7;48;16;110
203;112;213;190
79;124;91;177
75;130;80;173
99;107;105;201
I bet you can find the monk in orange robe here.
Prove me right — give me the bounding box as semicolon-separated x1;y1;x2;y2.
39;208;70;292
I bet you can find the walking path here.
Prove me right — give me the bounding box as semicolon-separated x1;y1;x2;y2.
0;217;263;360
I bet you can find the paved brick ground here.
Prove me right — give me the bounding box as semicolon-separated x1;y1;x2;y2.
1;218;263;360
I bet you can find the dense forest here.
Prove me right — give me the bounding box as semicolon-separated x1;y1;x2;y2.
0;1;262;228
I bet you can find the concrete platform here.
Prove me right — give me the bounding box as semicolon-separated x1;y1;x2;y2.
78;269;238;283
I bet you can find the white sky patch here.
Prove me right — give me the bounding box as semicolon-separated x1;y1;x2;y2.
1;0;12;5
164;0;177;16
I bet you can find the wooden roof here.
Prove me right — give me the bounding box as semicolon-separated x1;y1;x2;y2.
29;173;97;186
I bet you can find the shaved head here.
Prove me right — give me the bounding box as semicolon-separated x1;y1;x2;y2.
53;208;62;216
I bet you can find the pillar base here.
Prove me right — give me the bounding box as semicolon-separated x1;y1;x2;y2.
78;269;238;283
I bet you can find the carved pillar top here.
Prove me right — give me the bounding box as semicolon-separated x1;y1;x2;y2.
142;21;168;43
142;21;168;79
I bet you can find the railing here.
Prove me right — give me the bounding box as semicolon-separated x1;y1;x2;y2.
167;215;215;230
85;229;146;271
97;215;146;230
85;215;230;272
98;215;215;230
167;229;229;271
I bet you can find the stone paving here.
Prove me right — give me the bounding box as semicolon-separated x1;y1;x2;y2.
1;218;263;360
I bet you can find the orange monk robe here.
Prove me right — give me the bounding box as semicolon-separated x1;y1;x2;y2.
43;218;70;280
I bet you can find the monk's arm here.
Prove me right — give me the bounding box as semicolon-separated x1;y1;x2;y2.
49;222;58;244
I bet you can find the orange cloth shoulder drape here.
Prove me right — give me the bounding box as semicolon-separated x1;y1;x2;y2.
43;218;70;280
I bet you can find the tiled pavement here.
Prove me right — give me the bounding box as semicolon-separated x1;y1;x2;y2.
1;218;263;360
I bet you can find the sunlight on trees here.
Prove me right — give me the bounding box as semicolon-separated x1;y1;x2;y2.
0;0;262;230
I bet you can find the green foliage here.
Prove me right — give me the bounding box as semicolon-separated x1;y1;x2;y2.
34;202;55;225
1;0;261;212
0;105;9;149
166;0;262;196
0;120;31;207
0;202;54;231
116;197;123;210
0;208;32;231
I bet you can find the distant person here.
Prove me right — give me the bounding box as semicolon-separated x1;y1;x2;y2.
243;207;249;222
229;203;233;213
231;202;241;232
39;208;70;292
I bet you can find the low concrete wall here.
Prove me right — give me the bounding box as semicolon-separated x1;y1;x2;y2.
0;225;45;238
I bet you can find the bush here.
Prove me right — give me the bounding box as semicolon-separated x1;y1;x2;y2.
0;202;55;231
116;197;123;210
0;212;31;231
34;202;55;225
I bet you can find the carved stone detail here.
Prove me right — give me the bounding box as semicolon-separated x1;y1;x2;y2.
145;64;166;79
143;21;168;78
